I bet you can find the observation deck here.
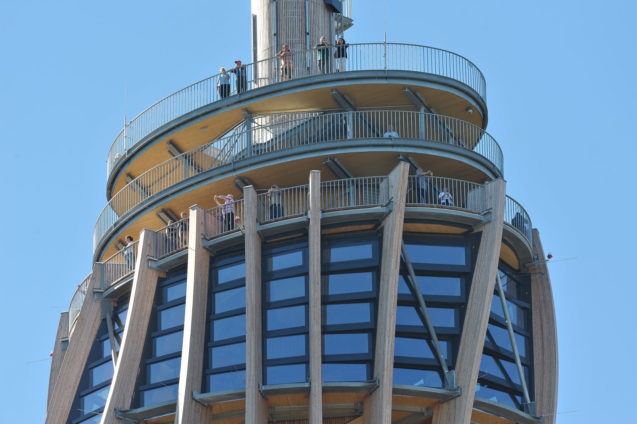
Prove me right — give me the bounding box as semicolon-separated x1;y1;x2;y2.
95;43;492;261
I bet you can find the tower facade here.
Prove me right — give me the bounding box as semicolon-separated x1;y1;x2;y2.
47;2;557;424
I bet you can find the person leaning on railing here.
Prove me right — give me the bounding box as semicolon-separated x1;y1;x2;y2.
178;211;189;247
276;44;293;80
415;168;434;203
267;184;284;220
218;67;231;99
123;235;135;270
214;194;235;232
334;36;348;72
315;36;331;74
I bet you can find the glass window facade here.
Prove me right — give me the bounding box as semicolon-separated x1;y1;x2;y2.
263;241;309;385
68;299;128;424
321;236;379;382
135;268;186;407
204;253;247;393
393;235;476;388
476;266;533;411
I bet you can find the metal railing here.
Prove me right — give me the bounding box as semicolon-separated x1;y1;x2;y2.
321;176;389;211
106;42;486;177
257;184;309;224
154;218;189;259
504;196;533;246
406;175;486;213
204;199;244;239
94;109;503;253
102;241;138;290
68;273;92;334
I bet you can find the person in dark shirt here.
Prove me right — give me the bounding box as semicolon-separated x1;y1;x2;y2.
334;36;348;72
315;36;331;73
229;60;247;94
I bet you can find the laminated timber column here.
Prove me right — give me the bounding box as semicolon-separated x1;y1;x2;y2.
364;161;410;424
45;267;103;424
47;311;69;406
530;229;558;424
433;179;506;424
308;170;322;423
244;185;268;423
176;206;212;423
102;229;163;424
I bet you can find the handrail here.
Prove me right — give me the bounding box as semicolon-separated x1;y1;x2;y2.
321;176;389;211
154;218;189;259
406;175;486;214
106;42;487;178
94;109;503;254
257;184;309;224
504;196;533;247
68;273;92;334
101;240;138;291
204;199;245;240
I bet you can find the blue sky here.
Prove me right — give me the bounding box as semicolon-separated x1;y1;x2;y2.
1;1;635;422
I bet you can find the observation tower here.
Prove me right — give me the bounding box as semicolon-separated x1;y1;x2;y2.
46;1;558;423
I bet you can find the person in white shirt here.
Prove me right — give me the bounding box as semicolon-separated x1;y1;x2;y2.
438;188;454;206
383;125;399;138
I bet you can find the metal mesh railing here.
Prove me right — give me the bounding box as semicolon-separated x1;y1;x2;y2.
102;241;138;290
68;273;92;334
257;184;309;224
504;196;533;246
154;218;189;259
204;199;244;239
321;176;389;211
106;42;486;177
95;109;502;253
406;175;486;213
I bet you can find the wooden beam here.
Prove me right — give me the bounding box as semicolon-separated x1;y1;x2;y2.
432;179;506;424
102;229;163;424
244;185;268;423
45;268;103;424
308;170;323;424
364;161;410;424
530;229;558;424
176;206;212;423
47;311;69;407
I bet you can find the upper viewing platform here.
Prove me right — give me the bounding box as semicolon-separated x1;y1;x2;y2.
105;42;488;194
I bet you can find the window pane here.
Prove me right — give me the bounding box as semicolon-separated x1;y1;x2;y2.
148;357;181;384
394;337;448;360
101;338;112;358
208;370;246;392
164;282;186;303
487;324;527;357
475;383;519;408
80;386;110;413
215;286;246;314
322;363;368;382
398;275;462;297
90;360;113;386
218;262;245;284
267;305;306;331
324;333;369;355
396;306;455;328
77;414;103;424
142;383;178;406
269;250;304;271
213;314;246;341
327;272;374;295
266;363;307;384
154;331;183;357
268;276;305;302
405;243;466;266
267;334;306;359
114;308;128;330
325;303;371;325
328;243;373;263
393;367;442;387
479;354;506;380
158;304;185;330
211;342;246;369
